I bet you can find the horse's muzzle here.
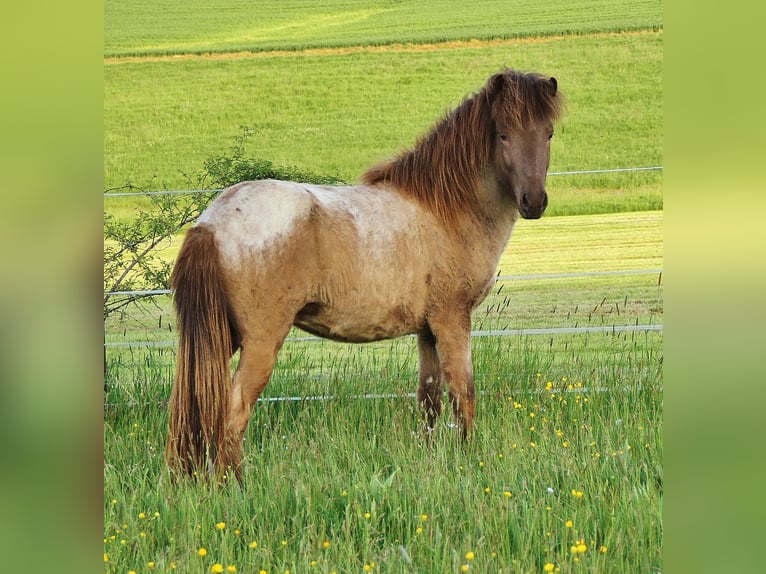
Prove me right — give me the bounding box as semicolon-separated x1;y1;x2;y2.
520;191;548;219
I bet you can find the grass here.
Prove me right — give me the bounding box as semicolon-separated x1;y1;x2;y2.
104;31;662;208
104;0;662;57
104;343;661;573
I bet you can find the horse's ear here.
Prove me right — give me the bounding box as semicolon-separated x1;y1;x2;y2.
488;73;506;98
548;77;558;95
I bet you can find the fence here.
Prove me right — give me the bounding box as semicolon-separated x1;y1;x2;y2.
103;166;662;197
104;267;663;350
104;166;663;403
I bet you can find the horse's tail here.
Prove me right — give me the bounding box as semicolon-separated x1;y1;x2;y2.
165;224;237;477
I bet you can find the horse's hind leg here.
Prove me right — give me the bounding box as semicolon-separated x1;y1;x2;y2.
416;327;442;432
225;331;288;477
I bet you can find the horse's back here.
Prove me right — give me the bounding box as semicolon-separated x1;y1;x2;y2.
195;179;441;342
197;179;316;264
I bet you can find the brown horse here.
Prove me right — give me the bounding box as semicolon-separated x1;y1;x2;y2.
166;69;564;478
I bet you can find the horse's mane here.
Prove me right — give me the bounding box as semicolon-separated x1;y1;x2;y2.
362;69;564;226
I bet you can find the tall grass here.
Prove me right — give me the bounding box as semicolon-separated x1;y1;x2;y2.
104;338;661;573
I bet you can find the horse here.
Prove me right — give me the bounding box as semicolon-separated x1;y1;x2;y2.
165;68;564;478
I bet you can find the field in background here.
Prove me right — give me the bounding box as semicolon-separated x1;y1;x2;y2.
105;0;661;57
104;31;662;208
104;2;662;573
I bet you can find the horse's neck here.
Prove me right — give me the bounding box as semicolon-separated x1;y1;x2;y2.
438;173;519;288
474;171;520;242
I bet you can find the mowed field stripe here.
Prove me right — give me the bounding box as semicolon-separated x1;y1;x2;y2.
104;29;658;65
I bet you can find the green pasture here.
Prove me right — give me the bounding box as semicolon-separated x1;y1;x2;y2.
105;367;661;573
104;212;662;573
105;3;662;572
105;0;661;57
104;31;662;215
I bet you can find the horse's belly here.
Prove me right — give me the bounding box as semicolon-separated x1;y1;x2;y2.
294;300;424;343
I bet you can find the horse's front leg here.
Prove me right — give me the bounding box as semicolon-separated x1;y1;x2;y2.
429;313;475;440
417;327;442;433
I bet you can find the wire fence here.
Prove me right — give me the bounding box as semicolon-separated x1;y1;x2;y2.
103;165;663;197
104;267;664;350
104;165;663;404
104;268;663;299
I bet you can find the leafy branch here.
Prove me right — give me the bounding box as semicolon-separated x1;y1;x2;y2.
103;126;346;321
103;185;216;319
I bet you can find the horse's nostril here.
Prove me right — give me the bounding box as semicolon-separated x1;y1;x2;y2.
521;193;530;208
542;192;548;210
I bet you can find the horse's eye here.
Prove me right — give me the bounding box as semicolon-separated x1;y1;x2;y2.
498;133;508;142
548;131;554;140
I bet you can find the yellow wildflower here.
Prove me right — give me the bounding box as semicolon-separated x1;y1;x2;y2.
544;564;555;572
211;565;224;573
215;522;226;530
198;547;208;557
465;551;475;560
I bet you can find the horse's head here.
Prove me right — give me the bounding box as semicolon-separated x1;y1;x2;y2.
488;71;563;219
